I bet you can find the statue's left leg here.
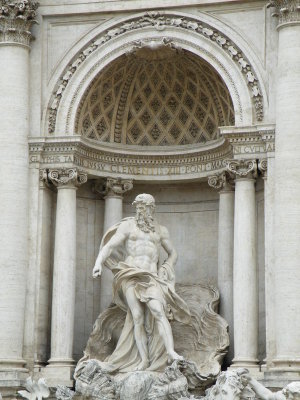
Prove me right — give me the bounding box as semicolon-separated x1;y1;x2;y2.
147;299;184;363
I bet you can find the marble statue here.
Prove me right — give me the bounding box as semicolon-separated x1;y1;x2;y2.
73;193;230;399
240;370;300;400
91;193;190;371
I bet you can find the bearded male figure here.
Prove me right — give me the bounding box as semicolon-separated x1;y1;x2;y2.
91;193;191;372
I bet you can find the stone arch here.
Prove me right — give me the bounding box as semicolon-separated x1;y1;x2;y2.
44;11;268;136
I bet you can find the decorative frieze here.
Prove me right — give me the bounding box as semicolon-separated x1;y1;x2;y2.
267;0;300;25
47;168;87;188
208;172;234;192
0;0;39;46
29;136;233;181
48;11;265;133
226;159;257;179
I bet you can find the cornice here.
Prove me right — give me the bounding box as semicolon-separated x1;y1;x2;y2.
0;0;39;46
220;124;275;158
29;129;274;182
267;0;300;26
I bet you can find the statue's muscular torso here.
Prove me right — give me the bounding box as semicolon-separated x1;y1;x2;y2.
123;219;162;274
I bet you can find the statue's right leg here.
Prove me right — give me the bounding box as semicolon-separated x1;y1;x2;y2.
125;286;149;370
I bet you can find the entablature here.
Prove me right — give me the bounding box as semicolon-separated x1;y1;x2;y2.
29;125;275;182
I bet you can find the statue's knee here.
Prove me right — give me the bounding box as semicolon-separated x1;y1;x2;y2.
132;311;144;325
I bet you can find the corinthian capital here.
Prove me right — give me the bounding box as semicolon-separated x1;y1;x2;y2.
208;172;234;192
47;168;87;188
226;159;257;179
267;0;300;25
0;0;39;46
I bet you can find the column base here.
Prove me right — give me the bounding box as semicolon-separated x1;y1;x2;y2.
0;360;29;397
43;359;75;387
270;357;300;372
263;370;300;391
230;358;263;378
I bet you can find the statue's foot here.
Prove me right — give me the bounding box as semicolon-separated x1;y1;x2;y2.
168;351;184;364
135;359;150;371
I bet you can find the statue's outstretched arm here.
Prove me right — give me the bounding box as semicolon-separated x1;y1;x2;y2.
240;371;278;400
93;222;128;277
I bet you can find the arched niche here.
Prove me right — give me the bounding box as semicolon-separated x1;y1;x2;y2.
44;11;268;137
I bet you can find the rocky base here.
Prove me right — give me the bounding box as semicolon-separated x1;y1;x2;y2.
56;358;213;400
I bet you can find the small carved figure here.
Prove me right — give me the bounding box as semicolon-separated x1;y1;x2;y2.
92;193;191;372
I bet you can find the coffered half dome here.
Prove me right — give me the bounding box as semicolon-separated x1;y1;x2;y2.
76;47;235;146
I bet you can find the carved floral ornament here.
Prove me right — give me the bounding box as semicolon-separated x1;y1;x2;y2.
0;0;39;45
267;0;300;24
40;168;88;188
48;12;264;134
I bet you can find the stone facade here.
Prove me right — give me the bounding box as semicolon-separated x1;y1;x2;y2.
0;0;300;397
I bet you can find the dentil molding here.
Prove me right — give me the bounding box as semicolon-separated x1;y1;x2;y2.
0;0;39;46
267;0;300;25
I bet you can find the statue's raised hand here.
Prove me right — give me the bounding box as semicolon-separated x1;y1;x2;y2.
92;264;102;278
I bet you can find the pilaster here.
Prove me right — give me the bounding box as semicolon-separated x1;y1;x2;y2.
267;0;300;373
0;0;39;393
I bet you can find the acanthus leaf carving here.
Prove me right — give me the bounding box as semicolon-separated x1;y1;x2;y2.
0;0;39;45
267;0;300;24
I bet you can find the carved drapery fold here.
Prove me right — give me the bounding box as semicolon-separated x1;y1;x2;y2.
267;0;300;24
0;0;39;45
47;168;88;188
226;159;257;179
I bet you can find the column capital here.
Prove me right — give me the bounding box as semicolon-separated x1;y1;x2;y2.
258;158;268;179
94;178;133;198
0;0;39;46
226;159;257;180
47;168;87;188
208;172;235;192
267;0;300;25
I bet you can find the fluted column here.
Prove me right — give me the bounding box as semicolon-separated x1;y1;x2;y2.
227;160;259;370
208;172;235;365
45;168;87;386
0;0;39;386
95;178;133;312
267;0;300;371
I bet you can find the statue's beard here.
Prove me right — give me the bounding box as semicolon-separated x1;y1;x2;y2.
135;210;155;233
